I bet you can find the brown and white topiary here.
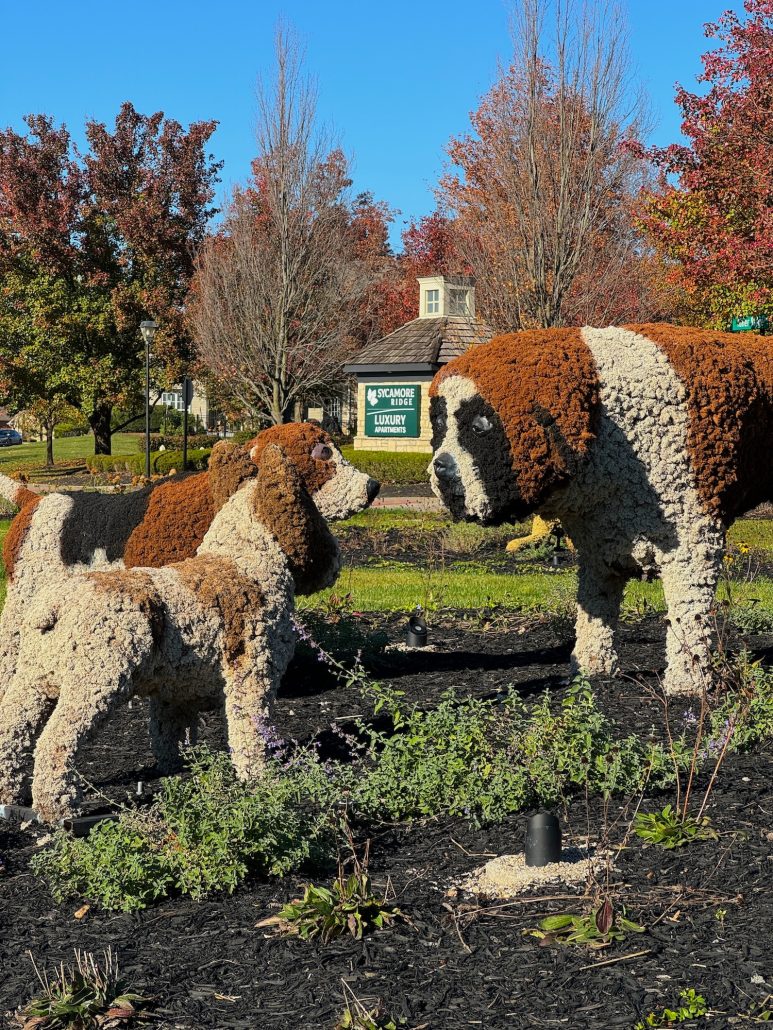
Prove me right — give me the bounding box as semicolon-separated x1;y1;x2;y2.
0;424;378;703
429;324;773;694
0;444;341;822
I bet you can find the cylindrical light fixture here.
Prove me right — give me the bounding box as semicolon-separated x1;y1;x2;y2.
406;613;428;647
525;811;562;867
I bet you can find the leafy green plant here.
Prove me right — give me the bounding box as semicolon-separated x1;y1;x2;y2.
16;948;147;1029
271;837;403;944
634;988;708;1028
526;899;644;950
32;747;337;911
633;804;718;850
731;601;773;635
352;678;673;824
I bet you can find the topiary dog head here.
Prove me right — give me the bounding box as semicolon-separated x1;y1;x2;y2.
428;329;599;524
208;423;379;521
252;443;341;595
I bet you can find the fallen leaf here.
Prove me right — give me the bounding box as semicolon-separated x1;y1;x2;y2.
104;1004;135;1019
255;915;282;928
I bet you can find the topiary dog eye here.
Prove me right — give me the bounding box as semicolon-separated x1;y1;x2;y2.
312;443;332;461
472;415;493;436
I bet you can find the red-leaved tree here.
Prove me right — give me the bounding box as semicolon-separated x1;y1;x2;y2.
637;0;773;327
0;104;220;453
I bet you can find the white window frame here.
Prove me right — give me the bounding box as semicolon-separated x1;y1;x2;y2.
425;288;440;315
449;288;469;315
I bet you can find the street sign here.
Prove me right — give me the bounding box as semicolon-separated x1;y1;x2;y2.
731;315;768;333
364;384;420;438
182;377;194;407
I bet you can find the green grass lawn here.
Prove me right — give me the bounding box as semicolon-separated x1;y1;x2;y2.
0;433;139;472
303;564;773;614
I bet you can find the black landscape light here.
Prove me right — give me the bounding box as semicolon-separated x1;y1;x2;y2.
61;813;119;838
525;811;562;867
550;524;566;567
406;612;428;648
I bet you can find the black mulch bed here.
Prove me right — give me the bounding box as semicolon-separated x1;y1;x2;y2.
2;615;773;1028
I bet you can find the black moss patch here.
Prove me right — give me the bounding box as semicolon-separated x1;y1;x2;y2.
60;488;153;566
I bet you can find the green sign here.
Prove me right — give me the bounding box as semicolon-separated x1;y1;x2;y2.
731;314;768;333
364;384;420;438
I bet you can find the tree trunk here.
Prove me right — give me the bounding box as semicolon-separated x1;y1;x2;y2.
90;402;113;455
45;421;55;467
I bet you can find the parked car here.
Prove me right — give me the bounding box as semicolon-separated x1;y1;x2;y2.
0;429;23;447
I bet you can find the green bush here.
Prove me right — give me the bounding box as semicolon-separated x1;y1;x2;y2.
85;448;211;476
137;433;219;453
32;747;336;911
230;429;260;445
340;448;430;485
351;679;673;823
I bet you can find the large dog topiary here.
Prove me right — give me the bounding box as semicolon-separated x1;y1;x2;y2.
429;324;773;694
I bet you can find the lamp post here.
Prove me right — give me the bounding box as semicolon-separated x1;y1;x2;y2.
140;321;158;479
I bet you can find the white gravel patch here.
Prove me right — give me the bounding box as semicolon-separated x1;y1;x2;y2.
458;848;607;899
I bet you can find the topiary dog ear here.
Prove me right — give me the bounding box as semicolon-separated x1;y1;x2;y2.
209;440;258;512
252;444;340;595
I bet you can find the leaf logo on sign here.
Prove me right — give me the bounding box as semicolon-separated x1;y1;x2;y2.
366;388;378;406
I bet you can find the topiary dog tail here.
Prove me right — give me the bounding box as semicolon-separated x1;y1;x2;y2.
0;473;38;509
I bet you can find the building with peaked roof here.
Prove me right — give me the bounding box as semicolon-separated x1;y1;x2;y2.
344;275;492;452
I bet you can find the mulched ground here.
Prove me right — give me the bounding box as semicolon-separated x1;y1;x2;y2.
2;610;773;1029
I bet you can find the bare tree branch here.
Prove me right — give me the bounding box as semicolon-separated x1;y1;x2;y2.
190;28;372;424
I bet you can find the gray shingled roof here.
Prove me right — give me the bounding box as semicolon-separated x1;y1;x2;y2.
346;316;492;370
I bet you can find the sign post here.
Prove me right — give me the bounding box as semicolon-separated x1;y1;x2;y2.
364;384;421;439
182;377;193;471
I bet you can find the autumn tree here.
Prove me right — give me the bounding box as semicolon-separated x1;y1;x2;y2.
191;31;382;424
637;0;773;328
440;0;658;331
0;104;220;454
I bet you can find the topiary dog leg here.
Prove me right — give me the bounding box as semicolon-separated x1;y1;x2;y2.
659;549;721;696
571;558;627;677
31;638;153;823
0;673;56;807
223;665;281;782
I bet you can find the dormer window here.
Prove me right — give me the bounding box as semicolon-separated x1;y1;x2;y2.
425;289;440;315
449;288;470;315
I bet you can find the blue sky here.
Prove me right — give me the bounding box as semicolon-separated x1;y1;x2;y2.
1;0;741;249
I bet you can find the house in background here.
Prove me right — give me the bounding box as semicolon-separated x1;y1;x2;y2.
0;408;12;429
343;275;492;453
160;382;212;430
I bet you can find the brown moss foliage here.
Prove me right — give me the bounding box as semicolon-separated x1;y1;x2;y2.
176;555;264;665
248;423;336;496
629;324;773;522
252;445;339;596
87;569;166;647
430;329;599;506
124;473;215;569
209;442;259;512
3;495;41;582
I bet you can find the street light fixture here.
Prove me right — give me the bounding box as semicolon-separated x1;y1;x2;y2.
140;321;158;479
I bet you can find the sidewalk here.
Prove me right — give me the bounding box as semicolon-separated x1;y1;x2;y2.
371;485;443;512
